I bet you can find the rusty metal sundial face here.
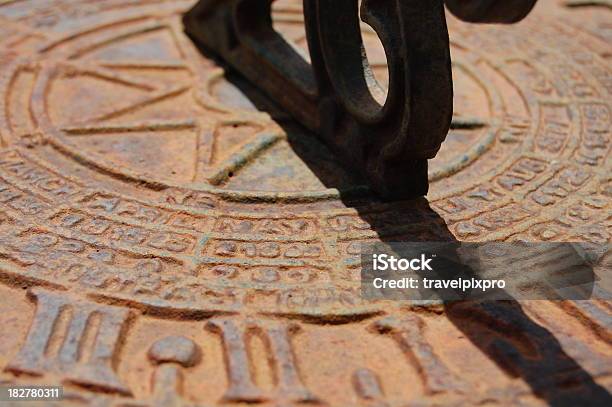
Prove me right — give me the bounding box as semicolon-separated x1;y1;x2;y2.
0;0;610;406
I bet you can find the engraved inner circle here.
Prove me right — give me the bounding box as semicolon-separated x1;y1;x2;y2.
18;11;506;197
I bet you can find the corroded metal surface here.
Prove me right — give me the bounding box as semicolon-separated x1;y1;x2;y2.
182;0;541;200
0;0;610;406
184;0;456;200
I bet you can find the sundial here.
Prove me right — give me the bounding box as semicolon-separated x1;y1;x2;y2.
0;0;610;406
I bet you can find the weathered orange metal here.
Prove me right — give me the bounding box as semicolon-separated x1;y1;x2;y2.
0;0;610;406
183;0;540;200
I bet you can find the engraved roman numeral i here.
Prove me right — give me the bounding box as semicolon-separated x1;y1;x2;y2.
372;316;466;396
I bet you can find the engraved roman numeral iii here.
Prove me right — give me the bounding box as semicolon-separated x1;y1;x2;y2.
6;288;133;395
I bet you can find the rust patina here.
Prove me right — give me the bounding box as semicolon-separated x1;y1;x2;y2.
183;0;540;199
0;0;610;406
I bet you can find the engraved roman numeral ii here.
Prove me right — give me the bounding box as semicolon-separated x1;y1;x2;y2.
207;318;317;404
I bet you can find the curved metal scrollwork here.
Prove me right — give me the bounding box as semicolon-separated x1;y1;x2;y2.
184;0;537;200
445;0;538;23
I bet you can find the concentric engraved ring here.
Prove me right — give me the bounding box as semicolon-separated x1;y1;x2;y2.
0;1;610;406
9;10;508;202
0;0;609;314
